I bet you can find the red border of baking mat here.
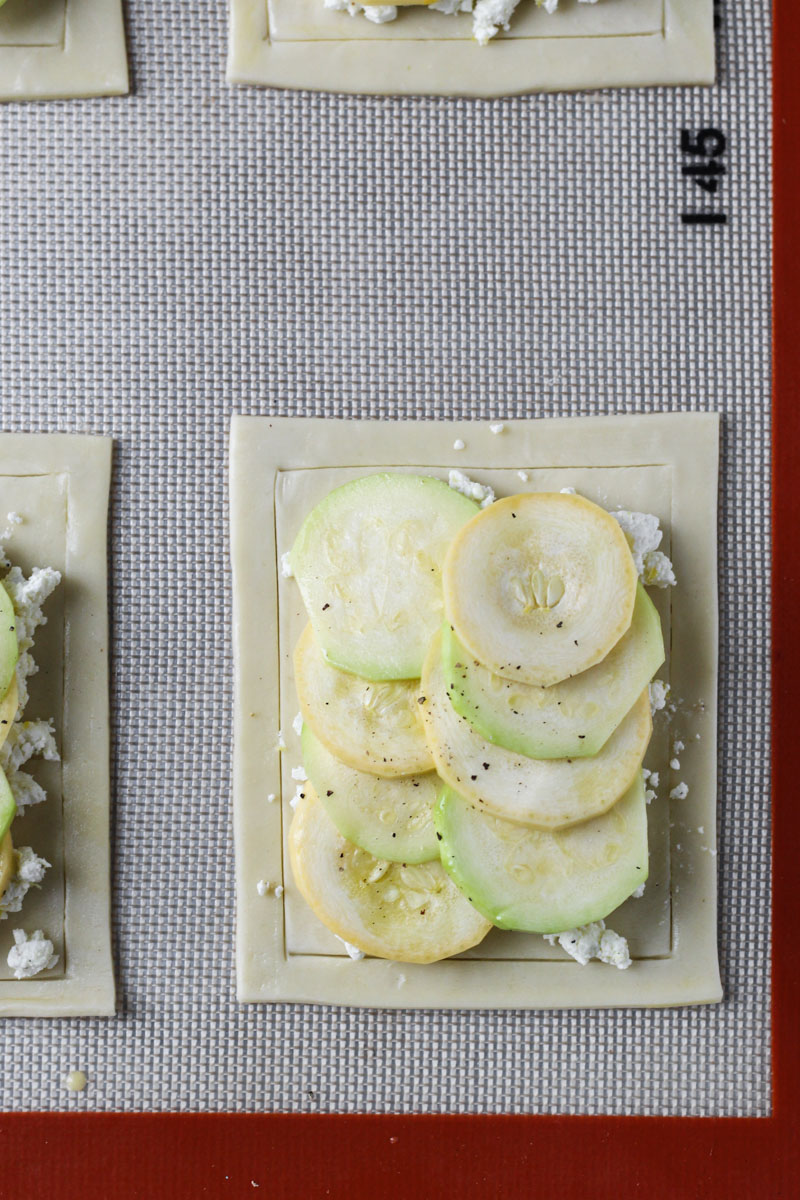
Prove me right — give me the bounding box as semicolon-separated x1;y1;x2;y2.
2;4;797;1194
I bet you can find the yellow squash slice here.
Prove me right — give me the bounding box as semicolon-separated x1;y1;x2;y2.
289;786;492;964
443;492;638;687
293;623;433;777
419;632;652;830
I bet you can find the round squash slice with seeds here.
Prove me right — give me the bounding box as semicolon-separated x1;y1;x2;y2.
443;492;638;687
293;623;433;777
289;785;491;963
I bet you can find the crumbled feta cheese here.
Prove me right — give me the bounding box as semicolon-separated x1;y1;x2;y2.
670;782;689;801
649;772;659;788
453;438;465;451
5;768;47;812
545;920;631;970
0;847;51;919
6;928;58;979
672;739;684;756
649;680;670;713
289;785;304;810
448;470;495;509
292;712;304;737
670;757;680;770
645;788;656;805
0;512;22;565
277;730;286;751
274;884;284;898
280;552;294;579
631;884;646;899
324;0;398;23
336;936;365;960
517;471;529;482
0;719;58;774
291;765;308;781
267;792;277;803
472;0;524;44
489;422;505;434
612;510;676;588
256;880;270;896
559;486;577;495
3;565;62;712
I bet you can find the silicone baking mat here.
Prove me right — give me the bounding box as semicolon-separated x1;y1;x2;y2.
0;0;770;1121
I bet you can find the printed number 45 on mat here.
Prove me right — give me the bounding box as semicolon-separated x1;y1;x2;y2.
680;128;728;228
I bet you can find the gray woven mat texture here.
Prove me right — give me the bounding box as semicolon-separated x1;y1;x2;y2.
0;1;771;1115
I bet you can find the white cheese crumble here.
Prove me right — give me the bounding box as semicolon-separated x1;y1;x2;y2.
0;512;22;564
670;757;680;770
292;711;304;737
6;928;58;979
670;782;689;801
256;879;270;896
631;884;646;899
545;921;631;970
448;470;495;509
453;438;465;451
649;680;670;714
489;422;505;434
559;486;577;495
4;769;47;812
517;471;529;482
3;565;62;712
280;551;294;579
277;729;286;751
267;792;277;803
0;719;58;775
0;847;51;919
336;936;365;960
291;765;308;781
289;785;304;810
612;510;677;588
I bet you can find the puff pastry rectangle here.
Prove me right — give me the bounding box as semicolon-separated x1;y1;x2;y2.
231;413;721;1009
0;0;128;102
227;0;715;97
0;434;113;1018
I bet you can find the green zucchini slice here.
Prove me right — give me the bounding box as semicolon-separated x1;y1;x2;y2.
289;785;492;964
290;473;479;681
419;632;652;829
301;724;442;864
0;581;18;702
293;622;433;776
442;584;664;759
435;774;649;933
443;492;638;687
0;764;15;842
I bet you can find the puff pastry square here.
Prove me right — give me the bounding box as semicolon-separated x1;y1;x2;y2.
230;413;721;1010
0;434;113;1018
227;0;715;97
0;0;128;102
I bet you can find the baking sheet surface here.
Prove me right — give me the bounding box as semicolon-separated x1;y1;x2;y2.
0;1;770;1114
